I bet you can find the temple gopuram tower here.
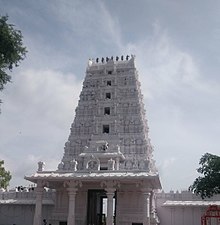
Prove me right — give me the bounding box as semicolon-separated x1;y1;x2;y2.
26;55;161;225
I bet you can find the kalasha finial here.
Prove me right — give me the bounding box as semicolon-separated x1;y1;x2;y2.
93;55;131;63
37;161;45;172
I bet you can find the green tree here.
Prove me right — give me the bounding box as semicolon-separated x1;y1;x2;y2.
0;15;27;102
0;160;12;189
189;153;220;199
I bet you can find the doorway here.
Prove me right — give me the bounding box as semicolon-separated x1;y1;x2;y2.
59;222;67;225
87;190;116;225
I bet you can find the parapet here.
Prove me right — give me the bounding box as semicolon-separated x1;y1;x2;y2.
0;186;55;201
157;190;220;201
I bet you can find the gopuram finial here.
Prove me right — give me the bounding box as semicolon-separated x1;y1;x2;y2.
91;55;133;64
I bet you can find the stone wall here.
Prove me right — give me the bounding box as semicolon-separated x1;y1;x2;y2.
0;188;54;225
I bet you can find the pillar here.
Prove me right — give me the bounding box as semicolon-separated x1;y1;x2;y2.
115;157;119;170
67;187;77;225
33;186;44;225
106;188;115;225
142;189;151;225
150;191;156;219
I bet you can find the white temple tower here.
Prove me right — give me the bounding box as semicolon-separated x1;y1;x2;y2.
26;55;161;225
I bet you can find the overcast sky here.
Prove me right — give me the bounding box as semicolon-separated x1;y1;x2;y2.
0;0;220;191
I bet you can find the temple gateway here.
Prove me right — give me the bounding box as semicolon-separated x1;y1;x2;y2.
1;56;218;225
26;55;162;225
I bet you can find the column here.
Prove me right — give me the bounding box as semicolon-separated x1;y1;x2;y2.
115;157;119;170
33;186;44;225
67;187;77;225
106;188;115;225
150;191;156;219
142;189;151;225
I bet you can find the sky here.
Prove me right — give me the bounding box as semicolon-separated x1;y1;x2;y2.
0;0;220;191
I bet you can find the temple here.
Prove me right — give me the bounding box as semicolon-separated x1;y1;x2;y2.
25;55;161;225
1;56;219;225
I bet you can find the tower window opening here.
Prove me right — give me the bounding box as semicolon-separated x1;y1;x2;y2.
108;71;112;74
100;167;108;170
103;125;110;133
104;107;110;115
107;80;111;86
106;93;111;99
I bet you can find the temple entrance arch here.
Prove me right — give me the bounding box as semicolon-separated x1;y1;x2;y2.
87;189;116;225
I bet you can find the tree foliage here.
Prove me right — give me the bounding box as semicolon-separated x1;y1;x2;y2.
0;160;12;189
0;15;27;93
189;153;220;199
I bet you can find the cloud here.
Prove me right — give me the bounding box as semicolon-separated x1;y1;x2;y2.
0;68;82;188
97;1;123;49
125;23;220;101
161;157;176;170
121;24;220;191
125;27;196;97
45;0;123;55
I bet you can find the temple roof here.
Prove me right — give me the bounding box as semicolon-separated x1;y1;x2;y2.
25;170;161;188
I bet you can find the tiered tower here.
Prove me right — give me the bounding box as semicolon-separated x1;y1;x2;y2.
59;55;157;174
26;56;161;225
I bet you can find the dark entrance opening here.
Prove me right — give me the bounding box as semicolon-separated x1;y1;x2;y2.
87;190;116;225
59;222;67;225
